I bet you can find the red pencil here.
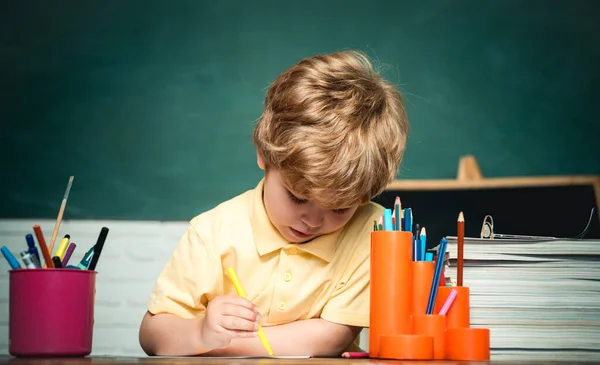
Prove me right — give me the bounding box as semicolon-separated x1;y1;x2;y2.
457;212;465;286
33;224;54;268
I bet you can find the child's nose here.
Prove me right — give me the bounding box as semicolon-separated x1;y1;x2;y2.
302;207;325;228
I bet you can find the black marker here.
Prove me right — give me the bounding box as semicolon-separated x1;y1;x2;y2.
52;256;63;268
87;227;109;271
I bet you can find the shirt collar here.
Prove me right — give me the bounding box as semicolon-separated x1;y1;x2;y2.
249;178;339;263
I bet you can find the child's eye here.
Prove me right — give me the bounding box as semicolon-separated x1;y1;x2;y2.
332;208;350;215
287;190;307;205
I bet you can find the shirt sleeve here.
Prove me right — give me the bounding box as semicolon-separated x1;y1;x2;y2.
320;245;370;328
147;222;222;319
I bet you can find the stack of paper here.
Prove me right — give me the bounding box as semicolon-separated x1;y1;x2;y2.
444;237;600;362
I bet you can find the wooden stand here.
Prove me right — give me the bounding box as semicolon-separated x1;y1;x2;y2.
387;155;600;217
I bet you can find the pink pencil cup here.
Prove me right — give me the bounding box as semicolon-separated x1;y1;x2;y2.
9;268;97;357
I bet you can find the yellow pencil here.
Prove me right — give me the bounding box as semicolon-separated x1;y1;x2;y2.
226;267;274;357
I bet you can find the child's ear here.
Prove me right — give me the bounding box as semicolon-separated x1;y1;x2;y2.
256;149;266;170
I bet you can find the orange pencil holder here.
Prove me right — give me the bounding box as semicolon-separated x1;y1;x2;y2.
410;261;435;317
369;231;413;358
412;314;445;359
369;230;491;361
434;286;470;328
446;327;490;360
379;334;433;360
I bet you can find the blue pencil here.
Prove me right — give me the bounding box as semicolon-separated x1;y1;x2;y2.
403;208;413;234
383;209;393;231
393;196;401;231
426;238;448;314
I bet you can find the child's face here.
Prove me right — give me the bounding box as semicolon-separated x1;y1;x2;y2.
262;168;359;243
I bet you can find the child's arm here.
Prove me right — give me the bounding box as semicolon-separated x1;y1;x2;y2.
139;312;205;356
140;222;263;356
203;222;375;357
140;294;261;356
203;318;361;357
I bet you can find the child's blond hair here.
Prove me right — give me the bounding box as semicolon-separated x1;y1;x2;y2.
253;50;408;209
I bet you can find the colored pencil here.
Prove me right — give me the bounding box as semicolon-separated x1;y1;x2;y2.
227;267;274;357
383;209;393;231
420;227;427;261
404;208;413;233
33;224;53;268
342;352;369;358
438;288;458;315
426;237;448;314
393;196;401;231
457;211;465;286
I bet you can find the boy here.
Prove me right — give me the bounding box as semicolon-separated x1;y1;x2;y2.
139;50;409;357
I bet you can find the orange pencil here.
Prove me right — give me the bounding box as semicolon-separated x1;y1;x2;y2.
33;224;53;268
457;211;465;286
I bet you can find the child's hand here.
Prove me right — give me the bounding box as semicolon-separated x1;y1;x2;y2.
200;294;260;349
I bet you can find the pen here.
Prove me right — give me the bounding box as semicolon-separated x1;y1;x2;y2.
25;234;41;263
20;251;41;269
54;234;71;260
413;223;420;261
52;256;63;268
62;242;76;266
77;247;95;270
226;267;274;357
2;246;22;270
87;227;109;271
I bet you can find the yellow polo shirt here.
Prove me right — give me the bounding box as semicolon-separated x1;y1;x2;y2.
148;178;382;337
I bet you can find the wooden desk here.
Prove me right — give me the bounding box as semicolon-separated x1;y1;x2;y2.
0;356;595;365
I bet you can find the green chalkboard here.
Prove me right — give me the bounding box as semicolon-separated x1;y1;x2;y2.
1;0;599;220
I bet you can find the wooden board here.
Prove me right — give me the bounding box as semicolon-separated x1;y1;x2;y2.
376;175;600;249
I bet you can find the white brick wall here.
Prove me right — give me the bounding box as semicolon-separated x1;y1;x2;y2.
0;219;369;356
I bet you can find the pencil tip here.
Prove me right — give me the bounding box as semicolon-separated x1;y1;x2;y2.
458;211;464;222
420;227;426;235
